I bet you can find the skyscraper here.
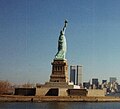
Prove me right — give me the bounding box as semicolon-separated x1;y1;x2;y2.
110;77;117;83
70;65;83;85
92;78;99;89
102;80;107;84
70;66;76;84
76;65;83;86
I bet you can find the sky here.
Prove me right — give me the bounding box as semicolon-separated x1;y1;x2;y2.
0;0;120;84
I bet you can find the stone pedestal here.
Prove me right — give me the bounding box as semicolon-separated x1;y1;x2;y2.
50;59;68;83
36;59;74;96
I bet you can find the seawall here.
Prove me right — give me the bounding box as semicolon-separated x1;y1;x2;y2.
1;95;120;102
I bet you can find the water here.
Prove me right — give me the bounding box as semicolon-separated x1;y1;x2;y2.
0;102;120;109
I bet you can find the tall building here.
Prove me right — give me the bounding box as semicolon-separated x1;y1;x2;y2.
70;66;76;84
92;78;99;89
83;82;90;89
70;65;83;85
110;77;117;83
102;80;107;84
76;65;83;86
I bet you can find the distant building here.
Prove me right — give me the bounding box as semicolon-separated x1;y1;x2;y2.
110;77;117;83
92;78;99;89
101;80;107;89
117;85;120;92
70;66;76;84
108;77;118;93
102;80;107;84
83;82;90;89
70;65;83;85
76;65;83;86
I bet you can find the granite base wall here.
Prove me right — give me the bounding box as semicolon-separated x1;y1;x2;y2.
87;89;106;97
36;87;50;96
36;87;68;96
59;88;68;96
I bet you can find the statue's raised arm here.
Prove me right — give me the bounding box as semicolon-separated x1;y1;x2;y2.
62;20;68;34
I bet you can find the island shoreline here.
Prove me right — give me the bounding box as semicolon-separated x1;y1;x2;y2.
0;95;120;102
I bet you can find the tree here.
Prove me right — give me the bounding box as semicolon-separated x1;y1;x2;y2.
22;82;35;88
0;80;12;95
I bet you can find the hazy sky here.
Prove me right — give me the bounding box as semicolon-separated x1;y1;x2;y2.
0;0;120;84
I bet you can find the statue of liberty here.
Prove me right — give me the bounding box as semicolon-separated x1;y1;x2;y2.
55;20;68;60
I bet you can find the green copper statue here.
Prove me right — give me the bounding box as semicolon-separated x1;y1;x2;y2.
55;20;68;60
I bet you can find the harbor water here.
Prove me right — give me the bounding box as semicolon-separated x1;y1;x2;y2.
0;102;120;109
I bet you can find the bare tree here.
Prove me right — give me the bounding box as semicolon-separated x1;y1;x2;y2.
0;80;13;95
22;82;35;88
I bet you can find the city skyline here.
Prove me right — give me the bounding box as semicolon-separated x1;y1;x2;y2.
0;0;120;83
